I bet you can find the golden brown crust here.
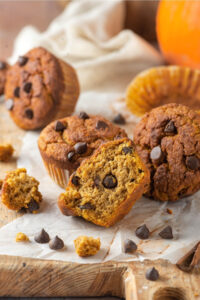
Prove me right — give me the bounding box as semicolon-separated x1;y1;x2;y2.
5;47;79;130
134;103;200;201
0;61;9;95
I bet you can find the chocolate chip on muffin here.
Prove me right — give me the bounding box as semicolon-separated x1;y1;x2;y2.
185;155;200;171
14;87;20;98
164;120;177;135
79;111;89;120
74;142;87;154
55;121;66;132
103;174;118;189
72;174;80;186
79;202;95;210
0;61;6;70
18;56;28;67
96;120;108;130
67;151;75;162
25;108;34;119
23;82;32;93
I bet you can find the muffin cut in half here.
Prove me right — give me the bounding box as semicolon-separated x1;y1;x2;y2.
58;138;149;227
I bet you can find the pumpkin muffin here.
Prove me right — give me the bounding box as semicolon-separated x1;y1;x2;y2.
38;113;127;188
58;138;149;227
134;103;200;201
1;168;42;212
0;144;14;161
74;236;101;257
5;47;80;130
0;61;9;95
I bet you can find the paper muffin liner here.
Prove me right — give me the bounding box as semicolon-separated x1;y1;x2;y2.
43;160;70;189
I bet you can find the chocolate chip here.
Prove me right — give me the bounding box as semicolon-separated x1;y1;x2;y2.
164;120;177;135
135;224;150;240
68;151;75;162
0;61;6;70
79;111;89;120
145;267;159;281
49;236;64;250
186;155;200;171
124;239;137;254
14;87;20;98
23;82;32;93
72;174;80;186
94;176;101;188
159;225;173;239
55;121;66;132
113;113;126;125
18;56;28;66
79;202;95;210
34;229;50;244
122;147;133;155
138;169;143;173
5;99;14;111
96;120;108;130
130;178;135;182
25;108;33;119
27;199;39;213
150;146;163;163
74;142;87;154
103;174;117;189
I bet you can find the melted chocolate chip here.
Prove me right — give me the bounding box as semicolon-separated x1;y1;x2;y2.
79;111;89;120
124;239;137;254
34;229;50;244
72;174;80;186
25;108;33;119
49;236;64;250
23;82;32;93
164;120;177;135
186;155;200;171
68;151;75;162
103;174;117;189
96;120;108;130
113;113;126;125
135;224;150;240
145;267;159;281
79;202;95;210
18;56;28;67
5;99;14;111
74;142;87;154
55;121;66;132
150;146;163;163
27;199;39;213
14;87;20;98
122;147;133;155
0;61;6;70
159;225;173;239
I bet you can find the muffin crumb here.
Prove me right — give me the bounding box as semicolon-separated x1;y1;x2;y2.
74;236;101;257
0;144;14;161
16;232;29;242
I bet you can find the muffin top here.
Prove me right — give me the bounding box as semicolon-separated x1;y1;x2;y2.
134;103;200;201
0;61;9;95
38;113;127;171
5;47;64;130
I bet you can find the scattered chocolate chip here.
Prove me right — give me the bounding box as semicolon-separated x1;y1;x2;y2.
113;113;126;125
72;174;80;186
55;121;66;132
186;155;200;171
124;239;137;254
94;176;101;188
0;61;6;70
5;99;14;111
25;108;33;119
159;225;173;239
27;199;39;213
67;151;75;162
150;146;163;163
103;174;117;189
146;267;159;281
49;236;64;250
74;142;87;154
164;120;177;135
79;202;95;210
96;120;108;130
34;229;50;244
79;111;89;120
135;224;150;240
14;87;20;98
18;56;28;66
122;147;133;155
22;262;26;267
23;82;32;93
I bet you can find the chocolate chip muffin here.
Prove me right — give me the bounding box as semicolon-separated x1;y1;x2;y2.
58;138;149;227
1;168;42;212
0;61;9;95
134;103;200;201
5;47;80;130
38;113;127;188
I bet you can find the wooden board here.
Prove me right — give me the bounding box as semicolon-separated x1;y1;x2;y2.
0;101;200;299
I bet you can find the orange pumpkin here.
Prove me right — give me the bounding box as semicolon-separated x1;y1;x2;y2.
156;0;200;69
